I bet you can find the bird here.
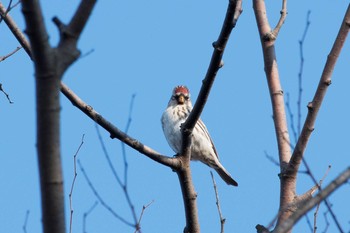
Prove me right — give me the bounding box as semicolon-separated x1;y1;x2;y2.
161;85;238;186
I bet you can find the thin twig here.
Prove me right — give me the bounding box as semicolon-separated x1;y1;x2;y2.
0;83;14;104
286;93;298;144
0;0;12;23
305;214;314;233
122;93;136;186
321;208;330;233
313;165;332;233
79;49;95;59
95;94;138;226
298;10;311;136
134;200;154;233
210;171;225;233
61;81;178;169
95;124;123;186
83;201;98;233
264;151;280;167
77;159;134;228
0;46;22;62
22;210;30;233
95;122;138;225
69;134;85;233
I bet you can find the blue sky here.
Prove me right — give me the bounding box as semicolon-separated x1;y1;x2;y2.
1;0;349;232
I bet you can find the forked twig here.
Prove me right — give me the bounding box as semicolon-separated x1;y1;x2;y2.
134;200;154;233
83;201;98;233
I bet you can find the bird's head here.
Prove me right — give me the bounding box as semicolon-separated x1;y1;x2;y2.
171;85;190;105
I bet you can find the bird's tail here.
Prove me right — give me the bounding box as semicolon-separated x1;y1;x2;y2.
215;165;238;186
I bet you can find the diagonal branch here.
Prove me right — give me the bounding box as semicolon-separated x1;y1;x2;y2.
60;82;179;169
2;1;176;172
288;4;350;177
179;1;242;232
0;46;22;62
0;2;32;58
182;0;243;133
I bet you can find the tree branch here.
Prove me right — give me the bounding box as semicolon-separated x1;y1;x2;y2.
20;1;97;233
60;82;179;169
53;0;96;77
288;4;350;177
21;1;64;233
211;171;226;233
253;0;293;228
179;1;242;232
0;2;32;58
0;46;22;62
273;167;350;233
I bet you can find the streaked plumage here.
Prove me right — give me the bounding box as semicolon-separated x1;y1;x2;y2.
161;85;238;186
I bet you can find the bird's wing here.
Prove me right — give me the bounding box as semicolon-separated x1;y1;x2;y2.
197;118;220;159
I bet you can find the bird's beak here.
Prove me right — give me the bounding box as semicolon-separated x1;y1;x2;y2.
177;95;185;104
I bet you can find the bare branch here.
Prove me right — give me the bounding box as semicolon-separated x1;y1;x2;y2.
288;4;350;180
22;210;30;233
0;46;22;62
77;159;135;228
83;201;98;233
0;2;32;58
273;167;350;233
179;2;242;232
285;93;298;144
253;0;292;227
123;93;136;185
94;122;138;226
69;134;85;233
265;150;280;167
52;0;97;77
0;83;14;104
313;165;331;233
134;200;154;233
270;0;287;40
297;10;311;136
60;81;179;169
210;171;226;233
321;209;330;233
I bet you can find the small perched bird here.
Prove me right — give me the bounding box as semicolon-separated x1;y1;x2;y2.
161;85;238;186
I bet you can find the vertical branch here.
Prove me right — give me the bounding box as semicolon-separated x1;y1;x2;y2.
253;0;293;228
20;1;97;233
21;1;64;233
179;1;242;232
